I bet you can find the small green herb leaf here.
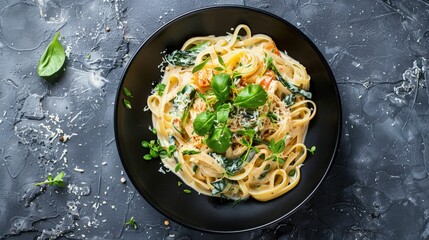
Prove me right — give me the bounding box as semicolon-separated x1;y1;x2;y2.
123;87;133;98
183;189;192;194
218;56;226;67
270;138;285;154
155;83;166;96
175;163;182;172
123;99;132;109
216;103;231;124
192;57;210;73
234;84;268;109
38;32;66;78
211;73;232;102
307;146;316;155
267;112;279;122
125;216;138;230
182;150;201;155
214;67;224;71
206;125;232;153
288;169;296;177
193;111;216;136
34;171;66;187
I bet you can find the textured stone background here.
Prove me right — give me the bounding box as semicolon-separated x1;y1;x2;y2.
0;0;428;239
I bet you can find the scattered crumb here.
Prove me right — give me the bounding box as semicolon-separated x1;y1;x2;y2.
105;26;110;32
120;177;126;183
74;167;85;173
164;220;170;226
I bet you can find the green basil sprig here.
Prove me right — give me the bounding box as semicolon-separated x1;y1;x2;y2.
215;103;231;124
211;73;231;102
206;125;232;153
38;32;66;78
234;84;268;109
193;111;215;136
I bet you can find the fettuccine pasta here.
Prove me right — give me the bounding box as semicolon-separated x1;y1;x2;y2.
147;24;316;201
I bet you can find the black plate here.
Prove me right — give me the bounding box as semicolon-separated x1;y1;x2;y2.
115;5;341;233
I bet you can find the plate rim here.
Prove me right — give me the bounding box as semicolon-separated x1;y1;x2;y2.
114;4;342;233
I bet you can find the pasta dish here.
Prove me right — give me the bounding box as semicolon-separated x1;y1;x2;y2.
147;24;316;201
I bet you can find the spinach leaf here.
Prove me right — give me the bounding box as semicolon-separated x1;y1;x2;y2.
206;125;232;153
211;73;231;102
38;32;66;78
234;84;268;109
165;42;209;67
283;94;295;106
211;178;227;195
173;85;196;125
193;111;215;136
266;57;312;99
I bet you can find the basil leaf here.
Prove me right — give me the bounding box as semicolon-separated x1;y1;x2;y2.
193;111;215;136
38;32;66;78
206;125;232;153
216;103;231;124
192;57;210;73
234;84;268;109
211;73;231;102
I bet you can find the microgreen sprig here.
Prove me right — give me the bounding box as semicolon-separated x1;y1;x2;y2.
125;216;138;230
154;83;166;96
266;138;286;166
307;146;316;155
34;171;66;187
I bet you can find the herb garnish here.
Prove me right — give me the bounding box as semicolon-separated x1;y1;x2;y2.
182;150;201;155
266;138;286;165
123;99;132;109
234;84;268;109
123;87;133;98
288;169;296;177
125;216;138;230
34;171;66;187
154;83;166;96
183;189;192;194
193;111;216;136
38;32;66;78
211;73;232;102
307;146;316;155
141;140;164;160
175;163;182;172
192;57;210;73
206;125;232;153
